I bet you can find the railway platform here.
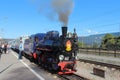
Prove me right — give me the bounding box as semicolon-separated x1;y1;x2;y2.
0;50;59;80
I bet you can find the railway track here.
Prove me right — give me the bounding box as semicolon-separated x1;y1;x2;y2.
79;59;120;69
58;74;89;80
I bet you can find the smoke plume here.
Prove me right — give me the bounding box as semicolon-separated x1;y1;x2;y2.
51;0;74;26
38;0;74;26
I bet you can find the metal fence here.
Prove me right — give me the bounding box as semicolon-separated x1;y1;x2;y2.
79;47;120;57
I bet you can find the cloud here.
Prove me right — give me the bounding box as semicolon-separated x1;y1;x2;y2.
86;29;99;34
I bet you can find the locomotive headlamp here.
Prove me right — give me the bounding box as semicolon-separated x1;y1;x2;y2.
59;55;64;61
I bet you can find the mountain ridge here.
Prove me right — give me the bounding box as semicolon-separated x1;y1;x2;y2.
78;32;120;46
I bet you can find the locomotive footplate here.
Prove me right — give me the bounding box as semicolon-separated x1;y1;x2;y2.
58;61;77;75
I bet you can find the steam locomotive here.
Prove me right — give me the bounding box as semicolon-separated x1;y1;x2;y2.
11;27;78;74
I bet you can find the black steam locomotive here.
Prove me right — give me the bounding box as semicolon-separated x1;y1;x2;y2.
32;27;78;74
11;27;78;74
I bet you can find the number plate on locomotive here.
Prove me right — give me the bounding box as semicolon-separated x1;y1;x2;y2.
65;57;69;60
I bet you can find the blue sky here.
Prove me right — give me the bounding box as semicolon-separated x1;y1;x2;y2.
0;0;120;38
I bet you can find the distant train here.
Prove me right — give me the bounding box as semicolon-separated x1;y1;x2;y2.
11;27;78;74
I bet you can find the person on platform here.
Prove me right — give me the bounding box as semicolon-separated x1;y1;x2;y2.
1;44;4;53
18;37;23;60
0;45;2;59
4;43;7;54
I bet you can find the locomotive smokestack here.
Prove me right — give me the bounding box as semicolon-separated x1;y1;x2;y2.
62;27;67;37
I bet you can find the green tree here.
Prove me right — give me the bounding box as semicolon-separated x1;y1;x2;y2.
101;34;115;50
115;37;120;50
93;42;99;48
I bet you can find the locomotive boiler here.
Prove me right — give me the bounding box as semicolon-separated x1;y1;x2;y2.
34;27;78;74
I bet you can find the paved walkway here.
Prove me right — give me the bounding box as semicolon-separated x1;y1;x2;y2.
0;50;58;80
0;51;43;80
